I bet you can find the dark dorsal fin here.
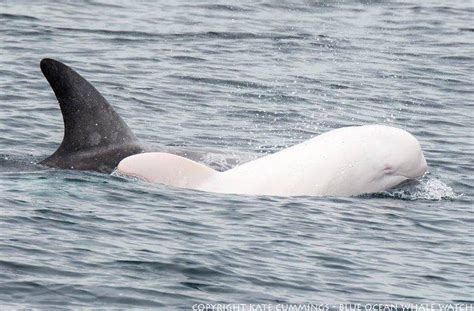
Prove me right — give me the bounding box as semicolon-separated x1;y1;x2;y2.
40;58;143;173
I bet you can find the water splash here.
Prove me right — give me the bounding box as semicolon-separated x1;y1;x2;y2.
380;176;459;201
110;169;143;182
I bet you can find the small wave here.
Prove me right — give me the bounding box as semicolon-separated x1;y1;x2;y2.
171;55;206;62
169;74;270;90
0;13;39;21
191;4;254;12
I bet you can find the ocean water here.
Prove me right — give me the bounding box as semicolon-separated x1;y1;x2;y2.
0;0;473;309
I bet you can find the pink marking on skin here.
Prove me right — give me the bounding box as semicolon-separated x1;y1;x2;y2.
383;163;394;174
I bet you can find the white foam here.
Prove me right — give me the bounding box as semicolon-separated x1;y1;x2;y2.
386;177;459;201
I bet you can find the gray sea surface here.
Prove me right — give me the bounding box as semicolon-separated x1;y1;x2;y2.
0;0;473;309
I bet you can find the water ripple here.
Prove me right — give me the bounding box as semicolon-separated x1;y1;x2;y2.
0;0;472;308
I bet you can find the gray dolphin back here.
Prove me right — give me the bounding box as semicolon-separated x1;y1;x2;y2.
40;58;143;173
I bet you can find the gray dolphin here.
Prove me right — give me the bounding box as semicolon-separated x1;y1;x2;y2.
40;58;144;173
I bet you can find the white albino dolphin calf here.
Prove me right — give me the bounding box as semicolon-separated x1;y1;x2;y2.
117;125;427;197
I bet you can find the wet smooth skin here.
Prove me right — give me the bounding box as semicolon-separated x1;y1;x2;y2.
118;125;428;197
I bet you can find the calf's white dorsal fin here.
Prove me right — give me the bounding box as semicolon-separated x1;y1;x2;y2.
117;152;217;188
